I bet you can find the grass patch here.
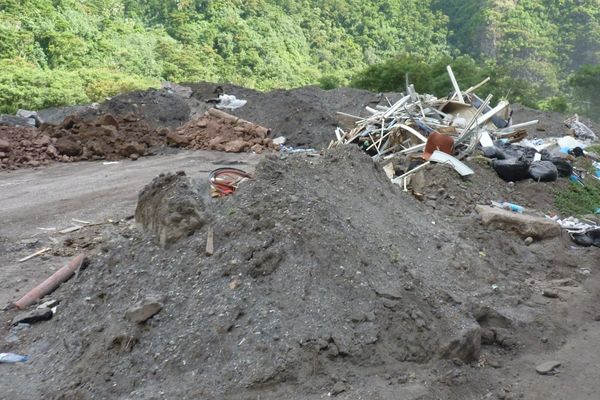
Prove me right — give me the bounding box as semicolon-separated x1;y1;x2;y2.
586;145;600;156
555;178;600;216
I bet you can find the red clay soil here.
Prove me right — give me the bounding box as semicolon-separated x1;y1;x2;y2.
40;113;167;162
0;126;61;170
167;108;276;154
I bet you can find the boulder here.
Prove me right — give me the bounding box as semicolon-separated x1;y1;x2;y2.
0;138;10;152
476;205;561;239
55;137;82;156
135;171;207;248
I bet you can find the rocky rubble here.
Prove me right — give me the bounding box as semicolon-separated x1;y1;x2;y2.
0;126;61;169
167;108;275;153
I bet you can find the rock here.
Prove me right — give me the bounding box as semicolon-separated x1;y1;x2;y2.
98;114;119;128
536;360;561;375
331;381;347;396
125;298;162;323
481;328;496;345
440;321;481;362
34;135;51;146
250;143;264;154
55;137;82;156
46;144;60;158
166;131;190;146
542;289;559;298
475;205;561;239
120;142;146;157
272;136;286;146
12;307;53;325
524;236;534;245
0;138;10;152
0;115;36;127
223;139;250;153
135;172;207;248
208;136;225;148
37;299;59;309
130;153;140;161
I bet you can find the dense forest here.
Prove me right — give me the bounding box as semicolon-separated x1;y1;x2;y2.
1;0;599;119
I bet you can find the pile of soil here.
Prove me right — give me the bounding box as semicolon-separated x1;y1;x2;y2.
5;146;596;399
411;157;571;217
0;126;61;170
40;114;166;161
186;83;385;148
511;104;596;139
79;89;191;130
167;109;276;153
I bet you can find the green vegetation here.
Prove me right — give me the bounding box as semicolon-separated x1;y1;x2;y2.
556;180;600;216
1;0;600;117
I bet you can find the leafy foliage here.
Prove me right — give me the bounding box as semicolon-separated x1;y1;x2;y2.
0;0;600;116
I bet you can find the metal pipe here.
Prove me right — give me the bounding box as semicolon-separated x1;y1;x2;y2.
14;254;85;309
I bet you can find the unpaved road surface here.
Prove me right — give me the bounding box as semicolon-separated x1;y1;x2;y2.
0;150;260;306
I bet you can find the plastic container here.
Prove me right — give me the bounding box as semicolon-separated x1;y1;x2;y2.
491;201;524;213
0;353;29;363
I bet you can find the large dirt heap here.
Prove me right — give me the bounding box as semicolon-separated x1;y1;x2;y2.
186;83;384;148
22;147;484;399
0;126;60;169
41;114;166;161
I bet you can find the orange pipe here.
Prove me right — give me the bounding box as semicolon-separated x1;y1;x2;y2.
14;253;85;310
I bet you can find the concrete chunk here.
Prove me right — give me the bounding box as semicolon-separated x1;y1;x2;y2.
125;298;162;323
476;205;561;239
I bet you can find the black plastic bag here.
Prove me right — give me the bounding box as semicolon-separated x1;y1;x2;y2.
529;161;558;182
492;158;530;181
572;229;600;248
549;158;573;177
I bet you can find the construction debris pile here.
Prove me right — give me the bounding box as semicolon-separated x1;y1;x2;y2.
167;108;276;153
331;66;598;188
0;126;61;170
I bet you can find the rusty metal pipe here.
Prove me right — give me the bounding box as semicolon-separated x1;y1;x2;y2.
14;254;85;309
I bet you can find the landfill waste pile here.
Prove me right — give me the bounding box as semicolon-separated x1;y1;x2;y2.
332;66;600;248
1;76;600;400
331;66;598;186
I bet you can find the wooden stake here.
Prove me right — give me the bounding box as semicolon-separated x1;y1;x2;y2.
206;226;214;256
18;247;51;263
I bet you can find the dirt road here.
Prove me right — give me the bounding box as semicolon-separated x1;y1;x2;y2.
0;150;261;306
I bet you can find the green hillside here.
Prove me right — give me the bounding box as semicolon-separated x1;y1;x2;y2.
1;0;600;118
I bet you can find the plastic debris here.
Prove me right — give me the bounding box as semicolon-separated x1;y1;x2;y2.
0;353;29;363
215;94;247;110
491;201;524;213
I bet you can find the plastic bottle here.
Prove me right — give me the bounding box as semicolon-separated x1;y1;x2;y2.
491;201;524;213
0;353;29;363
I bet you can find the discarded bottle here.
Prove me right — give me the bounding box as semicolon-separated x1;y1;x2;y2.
491;201;524;213
0;353;29;363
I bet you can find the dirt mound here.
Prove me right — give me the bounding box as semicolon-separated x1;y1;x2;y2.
12;147;486;399
72;88;191;130
167;108;275;153
41;114;167;161
186;83;384;149
511;104;597;139
0;126;61;170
